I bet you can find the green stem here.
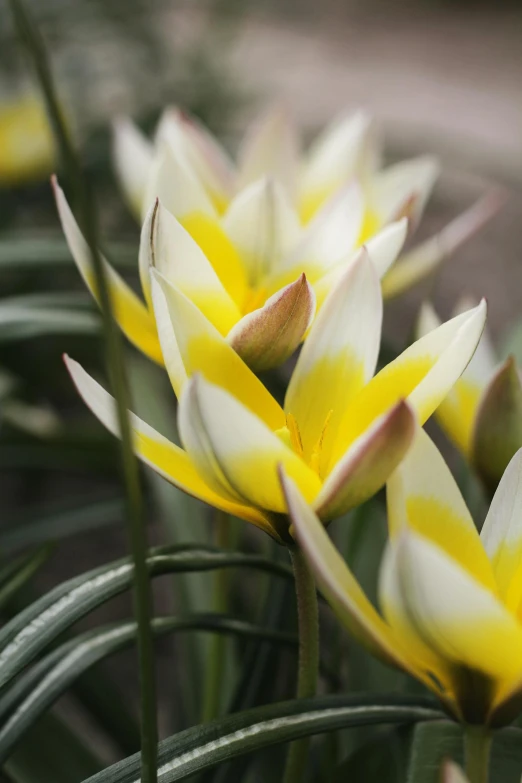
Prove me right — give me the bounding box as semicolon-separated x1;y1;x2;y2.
8;2;158;780
202;510;230;722
464;726;492;783
283;545;320;783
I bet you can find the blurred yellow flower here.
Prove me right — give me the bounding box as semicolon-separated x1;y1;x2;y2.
63;230;485;542
0;92;55;185
418;300;522;490
285;427;522;726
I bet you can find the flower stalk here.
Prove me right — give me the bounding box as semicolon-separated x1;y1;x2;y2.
8;1;158;780
283;544;320;783
464;726;492;783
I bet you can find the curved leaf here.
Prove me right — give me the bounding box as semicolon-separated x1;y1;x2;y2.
0;237;136;270
0;304;100;342
0;613;296;763
0;545;293;689
81;694;441;783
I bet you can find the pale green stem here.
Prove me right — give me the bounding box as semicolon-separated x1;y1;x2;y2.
202;510;230;722
283;545;320;783
464;726;492;783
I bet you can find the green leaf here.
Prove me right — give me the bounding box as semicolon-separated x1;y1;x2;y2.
81;694;441;783
0;303;100;342
0;546;52;611
0;613;296;763
4;712;102;782
407;720;522;783
0;545;293;689
0;237;136;270
0;497;124;553
334;725;412;782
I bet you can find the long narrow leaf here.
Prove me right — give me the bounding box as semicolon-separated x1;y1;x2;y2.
0;497;124;554
0;545;293;689
0;546;52;612
0;237;136;269
0;614;296;763
82;695;442;783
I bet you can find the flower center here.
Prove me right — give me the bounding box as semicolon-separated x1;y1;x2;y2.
278;411;334;479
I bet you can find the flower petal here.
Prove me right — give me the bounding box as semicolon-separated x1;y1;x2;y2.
281;468;406;666
382;190;505;299
300;110;373;222
150;270;284;430
227;273;315;371
64;356;272;532
332;301;487;465
142;143;216;223
285;249;382;469
275;182;364;286
53;177;162;364
222;177;300;286
314;400;415;519
371;155;439;229
179;375;321;514
141;199;241;334
389;531;522;707
480;448;522;607
112;117;153;219
237;104;299;196
441;762;469;783
386;427;496;591
293;216;407;317
417;300;496;456
472;357;522;493
156;107;234;213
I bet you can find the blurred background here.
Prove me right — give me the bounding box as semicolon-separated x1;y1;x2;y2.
0;0;521;777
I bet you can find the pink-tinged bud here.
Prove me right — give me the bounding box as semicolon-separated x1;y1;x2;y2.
472;356;522;492
227;274;315;371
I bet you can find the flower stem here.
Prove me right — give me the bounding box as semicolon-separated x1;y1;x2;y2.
8;2;158;780
283;545;320;783
202;510;230;722
464;726;492;783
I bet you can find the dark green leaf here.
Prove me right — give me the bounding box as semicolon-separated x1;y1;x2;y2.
407;720;522;783
0;237;136;270
0;497;124;553
0;546;52;611
0;613;296;763
4;712;102;782
0;304;99;342
82;694;442;783
0;545;293;689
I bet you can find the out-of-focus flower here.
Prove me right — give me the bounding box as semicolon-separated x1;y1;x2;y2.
113;106;501;297
418;300;522;491
0;92;55;185
286;427;522;726
54;174;408;370
441;761;469;783
64;248;485;543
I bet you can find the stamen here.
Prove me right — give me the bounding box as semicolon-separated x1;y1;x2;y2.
286;413;303;456
310;409;334;476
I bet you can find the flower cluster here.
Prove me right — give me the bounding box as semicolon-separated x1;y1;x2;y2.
56;104;517;760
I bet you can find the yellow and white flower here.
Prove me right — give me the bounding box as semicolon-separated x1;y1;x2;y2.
0;91;55;185
114;104;500;299
64;234;485;543
285;426;522;726
418;300;522;490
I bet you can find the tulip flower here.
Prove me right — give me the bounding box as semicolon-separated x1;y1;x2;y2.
54;174;408;370
285;425;522;730
418;301;522;491
113;105;501;298
64;238;486;543
0;92;55;185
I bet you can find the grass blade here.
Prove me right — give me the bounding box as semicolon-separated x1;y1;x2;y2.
0;614;296;764
0;545;293;690
82;694;442;783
